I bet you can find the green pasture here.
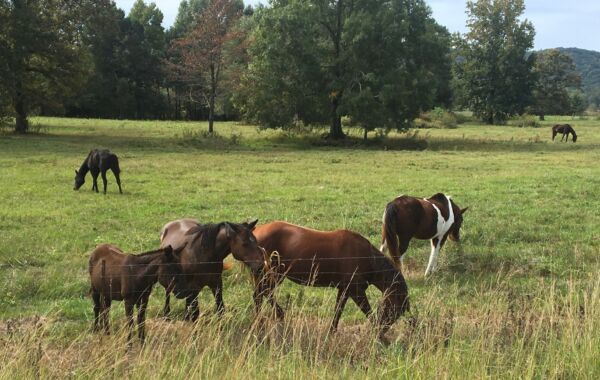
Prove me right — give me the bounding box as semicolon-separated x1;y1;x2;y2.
0;116;599;378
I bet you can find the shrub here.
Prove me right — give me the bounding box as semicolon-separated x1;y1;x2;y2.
415;107;458;129
510;114;540;128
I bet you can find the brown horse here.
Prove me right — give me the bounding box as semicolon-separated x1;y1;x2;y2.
252;221;410;341
88;244;182;345
160;220;266;321
158;218;233;318
552;124;577;142
380;193;468;276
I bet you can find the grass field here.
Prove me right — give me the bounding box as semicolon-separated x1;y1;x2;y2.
1;116;599;378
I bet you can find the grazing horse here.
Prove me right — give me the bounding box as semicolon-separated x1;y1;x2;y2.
158;218;233;317
160;220;266;321
74;149;123;194
380;193;468;276
552;124;577;142
252;221;410;341
89;244;182;345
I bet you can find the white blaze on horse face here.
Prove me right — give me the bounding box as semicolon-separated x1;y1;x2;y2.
423;195;455;275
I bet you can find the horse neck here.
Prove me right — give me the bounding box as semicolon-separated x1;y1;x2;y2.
78;157;90;176
369;256;402;291
133;255;166;283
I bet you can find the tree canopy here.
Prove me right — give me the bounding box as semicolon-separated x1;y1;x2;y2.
454;0;535;124
236;0;452;138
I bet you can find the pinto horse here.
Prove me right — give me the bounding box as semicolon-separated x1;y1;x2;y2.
159;220;265;321
89;244;183;345
552;124;577;142
380;193;468;276
252;221;410;341
74;149;123;194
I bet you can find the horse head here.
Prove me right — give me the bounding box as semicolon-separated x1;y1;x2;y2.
73;170;85;190
449;201;468;242
223;220;266;272
157;244;186;293
378;273;410;335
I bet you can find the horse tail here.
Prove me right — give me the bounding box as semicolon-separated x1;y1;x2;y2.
382;202;400;263
113;155;121;173
223;262;234;271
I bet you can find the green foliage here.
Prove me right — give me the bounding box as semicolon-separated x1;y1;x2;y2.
236;0;452;138
0;0;89;132
554;47;600;110
531;49;582;118
454;0;535;124
509;113;540;128
415;107;459;129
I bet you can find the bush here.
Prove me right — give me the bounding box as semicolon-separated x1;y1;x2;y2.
415;107;458;129
510;114;540;128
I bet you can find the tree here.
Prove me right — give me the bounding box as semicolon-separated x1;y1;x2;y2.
169;0;243;133
237;0;451;139
0;0;88;133
531;49;582;120
455;0;535;124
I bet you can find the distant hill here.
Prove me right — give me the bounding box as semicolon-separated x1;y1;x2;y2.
552;48;600;108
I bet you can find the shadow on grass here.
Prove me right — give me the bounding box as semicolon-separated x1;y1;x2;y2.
0;126;590;155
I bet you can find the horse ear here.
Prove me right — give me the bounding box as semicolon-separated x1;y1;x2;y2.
224;222;236;238
247;219;258;230
460;207;469;214
75;170;78;175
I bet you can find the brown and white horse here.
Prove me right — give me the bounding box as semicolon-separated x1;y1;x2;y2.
552;124;577;142
380;193;467;276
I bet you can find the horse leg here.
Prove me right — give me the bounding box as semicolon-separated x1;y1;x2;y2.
112;168;123;194
92;290;101;332
91;169;99;193
124;299;135;347
424;238;442;276
329;288;349;333
101;170;108;194
137;296;149;345
163;289;171;319
210;277;225;316
350;288;373;320
185;294;200;322
101;297;111;335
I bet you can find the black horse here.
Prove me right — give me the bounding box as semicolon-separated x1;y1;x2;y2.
74;149;122;194
552;124;577;142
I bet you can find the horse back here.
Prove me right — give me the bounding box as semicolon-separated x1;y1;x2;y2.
89;244;126;300
159;219;200;250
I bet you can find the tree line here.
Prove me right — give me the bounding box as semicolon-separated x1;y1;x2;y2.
0;0;589;136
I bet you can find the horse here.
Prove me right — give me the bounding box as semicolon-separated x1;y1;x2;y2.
158;218;233;318
159;219;266;321
252;221;410;342
552;124;577;142
88;244;183;345
74;149;123;194
380;193;468;276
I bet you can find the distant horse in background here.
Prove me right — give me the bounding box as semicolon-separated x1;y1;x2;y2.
380;193;468;276
253;221;410;342
552;124;577;142
74;149;123;194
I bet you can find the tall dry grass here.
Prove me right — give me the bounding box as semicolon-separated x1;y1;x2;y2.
1;274;598;379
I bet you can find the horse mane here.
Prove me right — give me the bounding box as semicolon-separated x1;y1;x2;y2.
186;222;226;252
135;247;169;257
429;192;448;203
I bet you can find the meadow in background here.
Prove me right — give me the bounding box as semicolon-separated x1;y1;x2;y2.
0;116;599;378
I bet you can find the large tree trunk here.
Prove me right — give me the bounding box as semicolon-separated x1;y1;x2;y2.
14;92;28;134
208;65;216;134
329;97;344;139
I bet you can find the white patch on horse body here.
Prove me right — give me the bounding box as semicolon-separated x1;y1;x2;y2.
423;195;454;275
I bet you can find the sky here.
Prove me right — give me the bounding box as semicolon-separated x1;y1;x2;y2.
115;0;600;51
